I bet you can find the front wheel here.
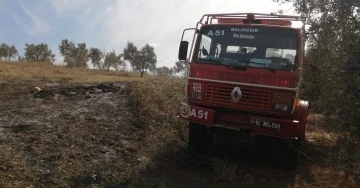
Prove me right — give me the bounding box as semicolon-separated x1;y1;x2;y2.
277;143;299;170
188;122;214;153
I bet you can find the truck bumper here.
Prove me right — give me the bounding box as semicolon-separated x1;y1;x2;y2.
179;102;300;140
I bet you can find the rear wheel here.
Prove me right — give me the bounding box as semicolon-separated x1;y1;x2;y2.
188;122;214;153
277;142;299;170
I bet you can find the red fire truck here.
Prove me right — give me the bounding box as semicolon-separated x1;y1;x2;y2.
178;13;309;169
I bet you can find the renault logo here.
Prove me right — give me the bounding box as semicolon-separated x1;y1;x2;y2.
230;87;242;102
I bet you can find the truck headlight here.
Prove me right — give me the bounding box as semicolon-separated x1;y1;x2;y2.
273;103;289;111
179;103;191;118
191;92;202;100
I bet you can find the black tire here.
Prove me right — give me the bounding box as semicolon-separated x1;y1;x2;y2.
188;122;214;153
277;143;299;170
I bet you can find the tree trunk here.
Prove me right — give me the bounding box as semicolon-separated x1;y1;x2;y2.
140;71;144;77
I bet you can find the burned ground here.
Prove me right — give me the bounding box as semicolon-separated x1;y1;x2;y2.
0;81;146;187
0;79;358;188
128;128;356;188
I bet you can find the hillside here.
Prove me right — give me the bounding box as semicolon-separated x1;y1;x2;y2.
0;61;147;83
0;61;358;187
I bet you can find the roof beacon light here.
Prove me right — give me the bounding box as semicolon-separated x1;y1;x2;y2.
261;19;292;26
247;13;255;21
218;18;243;24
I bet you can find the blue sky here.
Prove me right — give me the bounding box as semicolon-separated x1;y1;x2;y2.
0;0;299;68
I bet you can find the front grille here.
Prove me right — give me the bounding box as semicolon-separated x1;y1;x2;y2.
204;83;271;111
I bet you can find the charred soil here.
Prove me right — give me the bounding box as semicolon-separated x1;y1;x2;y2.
0;79;358;188
0;81;146;187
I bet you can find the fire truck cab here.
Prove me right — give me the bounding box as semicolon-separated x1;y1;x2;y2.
178;13;309;169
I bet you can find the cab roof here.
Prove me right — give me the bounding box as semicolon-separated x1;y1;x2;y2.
199;13;305;28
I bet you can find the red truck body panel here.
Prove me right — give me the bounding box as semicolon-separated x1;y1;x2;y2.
179;13;309;143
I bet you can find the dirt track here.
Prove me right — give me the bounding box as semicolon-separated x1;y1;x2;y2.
0;81;357;188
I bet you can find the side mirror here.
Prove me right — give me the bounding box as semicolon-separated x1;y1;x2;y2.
178;41;189;61
201;46;209;56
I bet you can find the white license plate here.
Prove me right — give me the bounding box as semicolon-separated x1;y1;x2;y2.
251;119;281;130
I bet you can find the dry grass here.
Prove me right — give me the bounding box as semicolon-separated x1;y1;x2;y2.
0;61;359;187
124;77;188;155
124;79;359;188
0;61;147;83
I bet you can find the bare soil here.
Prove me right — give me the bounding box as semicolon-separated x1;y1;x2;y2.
0;81;146;187
0;80;357;188
127;129;357;188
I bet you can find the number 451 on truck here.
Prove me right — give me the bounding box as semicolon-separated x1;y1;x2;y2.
177;13;309;169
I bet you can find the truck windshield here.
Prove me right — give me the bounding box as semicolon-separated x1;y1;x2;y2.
194;25;298;71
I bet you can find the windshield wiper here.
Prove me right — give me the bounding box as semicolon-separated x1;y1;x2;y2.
198;57;222;64
199;57;247;70
238;61;276;73
198;58;276;72
214;58;248;70
223;64;248;70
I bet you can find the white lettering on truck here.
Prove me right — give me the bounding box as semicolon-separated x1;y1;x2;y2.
207;30;225;36
233;33;255;39
231;28;259;32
